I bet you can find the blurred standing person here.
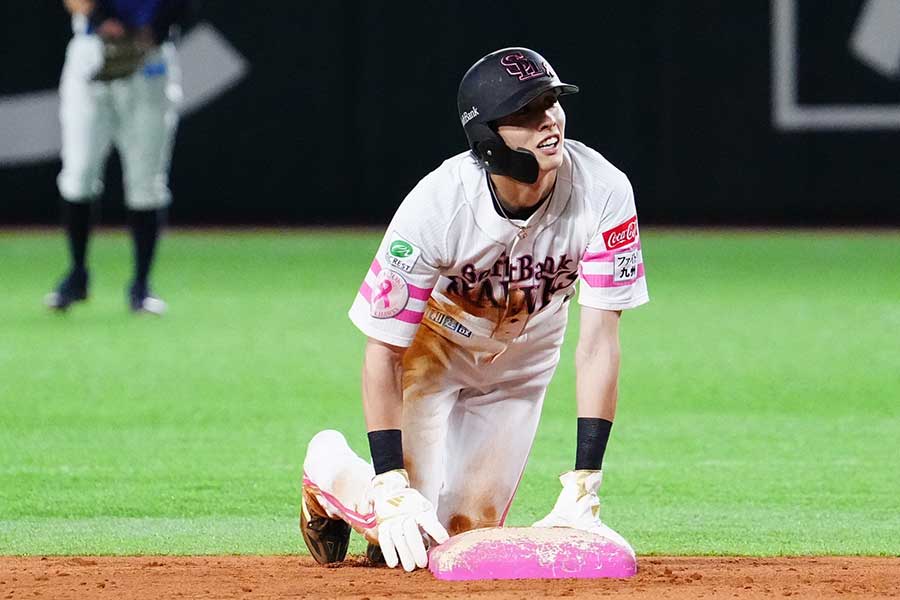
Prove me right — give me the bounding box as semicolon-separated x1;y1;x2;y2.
45;0;197;315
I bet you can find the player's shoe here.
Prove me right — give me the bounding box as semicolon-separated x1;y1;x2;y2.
128;283;167;315
365;542;386;566
300;486;351;565
44;269;89;311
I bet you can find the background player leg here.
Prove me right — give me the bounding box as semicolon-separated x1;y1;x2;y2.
48;36;115;311
44;198;95;310
115;46;180;314
126;208;165;313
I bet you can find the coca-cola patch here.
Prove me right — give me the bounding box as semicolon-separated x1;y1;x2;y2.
602;216;639;250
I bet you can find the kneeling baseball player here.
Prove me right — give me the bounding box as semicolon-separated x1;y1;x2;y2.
301;47;649;572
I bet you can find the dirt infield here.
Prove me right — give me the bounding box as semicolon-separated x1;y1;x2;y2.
2;556;899;599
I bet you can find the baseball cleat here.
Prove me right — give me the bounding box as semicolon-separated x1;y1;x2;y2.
44;269;89;311
129;283;167;315
300;489;351;565
366;542;386;566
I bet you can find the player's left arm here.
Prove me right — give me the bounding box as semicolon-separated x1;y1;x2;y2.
532;171;646;547
531;306;630;540
575;307;622;421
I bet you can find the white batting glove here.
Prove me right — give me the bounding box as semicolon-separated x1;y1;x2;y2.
368;469;449;572
533;470;634;556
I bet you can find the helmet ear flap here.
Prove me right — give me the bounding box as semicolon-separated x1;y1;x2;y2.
473;137;539;185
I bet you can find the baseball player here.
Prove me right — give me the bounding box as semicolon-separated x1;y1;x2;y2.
45;0;197;315
301;47;649;572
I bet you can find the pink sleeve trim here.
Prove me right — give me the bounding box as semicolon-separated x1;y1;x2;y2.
370;259;433;300
582;241;641;263
580;264;646;288
303;475;376;531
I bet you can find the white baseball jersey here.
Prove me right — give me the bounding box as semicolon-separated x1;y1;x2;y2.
349;139;649;352
307;141;649;540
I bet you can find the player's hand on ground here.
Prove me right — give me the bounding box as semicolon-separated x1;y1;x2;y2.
368;469;449;572
533;470;604;531
533;470;633;553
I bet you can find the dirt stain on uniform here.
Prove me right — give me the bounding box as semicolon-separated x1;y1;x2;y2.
447;514;473;537
480;505;498;524
401;323;453;399
447;504;501;537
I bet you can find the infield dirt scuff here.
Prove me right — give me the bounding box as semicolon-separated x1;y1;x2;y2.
1;556;899;599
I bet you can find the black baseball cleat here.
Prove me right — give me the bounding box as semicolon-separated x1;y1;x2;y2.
128;282;167;315
44;269;89;311
300;490;350;565
365;542;386;566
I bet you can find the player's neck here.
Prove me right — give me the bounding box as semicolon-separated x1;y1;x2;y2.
489;170;557;213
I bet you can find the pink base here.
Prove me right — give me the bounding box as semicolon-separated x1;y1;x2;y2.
428;527;637;581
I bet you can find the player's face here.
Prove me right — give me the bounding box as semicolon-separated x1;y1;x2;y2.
495;90;566;174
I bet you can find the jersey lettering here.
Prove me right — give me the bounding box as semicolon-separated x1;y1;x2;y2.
445;252;578;316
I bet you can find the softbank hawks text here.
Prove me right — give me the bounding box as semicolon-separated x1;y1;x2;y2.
446;252;578;315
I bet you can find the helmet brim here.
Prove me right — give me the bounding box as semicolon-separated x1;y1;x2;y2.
487;82;579;122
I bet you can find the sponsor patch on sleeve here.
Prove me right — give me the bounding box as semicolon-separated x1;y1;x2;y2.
613;249;639;282
384;232;421;273
370;269;410;319
603;216;639;250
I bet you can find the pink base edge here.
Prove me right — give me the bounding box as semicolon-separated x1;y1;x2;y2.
428;528;637;581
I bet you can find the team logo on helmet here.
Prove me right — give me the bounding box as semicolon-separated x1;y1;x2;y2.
500;52;547;81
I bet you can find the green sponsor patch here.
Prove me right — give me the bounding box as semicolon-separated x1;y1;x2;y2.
390;240;414;258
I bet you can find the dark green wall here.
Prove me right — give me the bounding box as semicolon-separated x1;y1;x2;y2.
1;1;898;225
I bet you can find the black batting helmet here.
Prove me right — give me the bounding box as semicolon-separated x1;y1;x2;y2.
457;48;579;184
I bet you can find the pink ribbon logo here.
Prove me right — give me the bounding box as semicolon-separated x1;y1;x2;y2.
374;279;393;308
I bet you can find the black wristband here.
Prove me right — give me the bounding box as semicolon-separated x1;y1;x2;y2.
575;417;613;471
367;429;404;475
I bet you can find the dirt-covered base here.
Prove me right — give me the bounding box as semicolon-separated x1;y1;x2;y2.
1;556;898;599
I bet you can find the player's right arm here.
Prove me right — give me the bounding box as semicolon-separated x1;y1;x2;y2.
360;336;448;571
347;175;451;571
362;338;405;432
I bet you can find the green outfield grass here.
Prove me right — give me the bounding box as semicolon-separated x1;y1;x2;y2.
1;229;898;556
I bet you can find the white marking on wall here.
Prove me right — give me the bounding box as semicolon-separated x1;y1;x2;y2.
772;0;900;131
850;0;900;77
0;23;249;166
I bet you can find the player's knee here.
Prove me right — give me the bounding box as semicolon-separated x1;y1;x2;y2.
304;430;362;472
124;179;171;211
57;170;103;201
303;429;371;487
307;430;351;458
